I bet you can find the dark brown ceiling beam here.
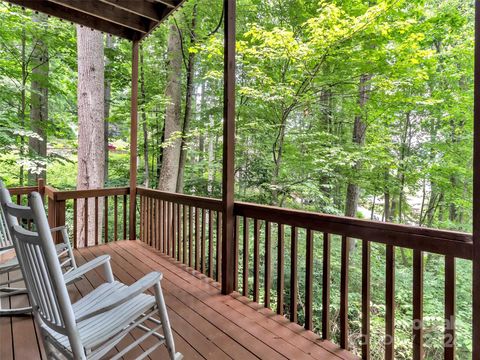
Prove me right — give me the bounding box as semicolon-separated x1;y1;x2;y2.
5;0;142;40
47;0;154;33
153;0;176;9
138;0;184;40
100;0;166;22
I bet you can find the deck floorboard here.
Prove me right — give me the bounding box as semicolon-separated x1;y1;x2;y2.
0;240;355;360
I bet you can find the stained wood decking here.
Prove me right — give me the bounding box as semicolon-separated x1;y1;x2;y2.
0;240;357;360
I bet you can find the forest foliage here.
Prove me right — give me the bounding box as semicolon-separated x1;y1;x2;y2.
0;0;475;358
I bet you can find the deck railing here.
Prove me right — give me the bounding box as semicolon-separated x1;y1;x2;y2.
7;181;474;359
138;187;472;360
8;182;131;247
137;187;224;282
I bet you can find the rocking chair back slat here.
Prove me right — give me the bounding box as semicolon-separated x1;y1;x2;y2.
6;193;79;339
0;203;13;250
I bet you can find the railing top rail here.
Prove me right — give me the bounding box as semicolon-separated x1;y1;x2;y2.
8;186;38;196
46;186;130;201
137;186;223;212
234;201;473;260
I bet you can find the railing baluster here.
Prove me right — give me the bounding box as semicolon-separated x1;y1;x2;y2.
104;196;109;244
183;205;187;264
167;202;172;256
201;208;206;273
253;218;260;303
84;198;89;247
277;224;284;315
160;200;164;251
208;210;213;278
114;195;118;242
305;229;313;330
16;194;20;205
177;203;181;261
290;226;298;323
173;203;177;258
216;211;222;282
139;196;143;242
413;249;424;360
166;201;170;254
189;206;194;267
95;197;99;245
322;233;331;340
445;256;456;360
123;194;127;240
362;239;371;359
265;221;272;308
385;244;395;360
340;235;349;349
73;198;78;249
234;216;239;291
160;200;163;251
243;217;249;297
153;198;156;247
148;196;151;246
147;197;150;245
195;207;200;271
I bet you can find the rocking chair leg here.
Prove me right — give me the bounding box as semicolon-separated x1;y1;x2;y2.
0;306;32;316
0;287;32;315
154;283;183;360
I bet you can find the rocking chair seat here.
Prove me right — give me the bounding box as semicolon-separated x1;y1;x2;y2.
42;271;178;359
46;283;156;353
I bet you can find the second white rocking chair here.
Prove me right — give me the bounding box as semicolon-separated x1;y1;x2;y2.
6;192;182;360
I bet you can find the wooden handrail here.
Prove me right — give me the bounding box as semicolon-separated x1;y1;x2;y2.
234;201;473;260
137;186;223;211
48;187;129;201
8;186;38;196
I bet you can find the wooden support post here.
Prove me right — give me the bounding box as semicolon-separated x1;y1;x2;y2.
129;40;139;240
47;189;65;244
221;0;236;295
473;1;480;359
37;178;45;196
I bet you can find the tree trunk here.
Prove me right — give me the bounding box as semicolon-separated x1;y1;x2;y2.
158;24;183;192
271;110;289;205
177;3;198;193
76;26;105;247
345;74;371;250
104;35;114;184
345;74;371;218
28;13;49;184
140;44;149;187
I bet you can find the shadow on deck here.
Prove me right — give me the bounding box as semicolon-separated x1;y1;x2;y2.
0;240;356;360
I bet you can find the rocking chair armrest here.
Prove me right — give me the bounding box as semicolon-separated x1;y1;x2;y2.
75;271;163;322
50;225;67;233
63;255;111;285
50;225;70;247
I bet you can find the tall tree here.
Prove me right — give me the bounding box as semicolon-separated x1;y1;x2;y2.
140;44;149;187
345;74;371;218
103;35;114;184
158;23;183;192
28;12;49;184
177;2;198;193
76;26;105;246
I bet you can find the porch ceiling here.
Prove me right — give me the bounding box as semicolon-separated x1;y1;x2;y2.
3;0;186;41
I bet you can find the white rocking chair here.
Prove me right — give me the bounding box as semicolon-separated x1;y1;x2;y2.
0;181;78;316
6;192;182;360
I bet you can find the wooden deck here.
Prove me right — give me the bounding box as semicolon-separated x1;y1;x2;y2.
0;240;356;360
